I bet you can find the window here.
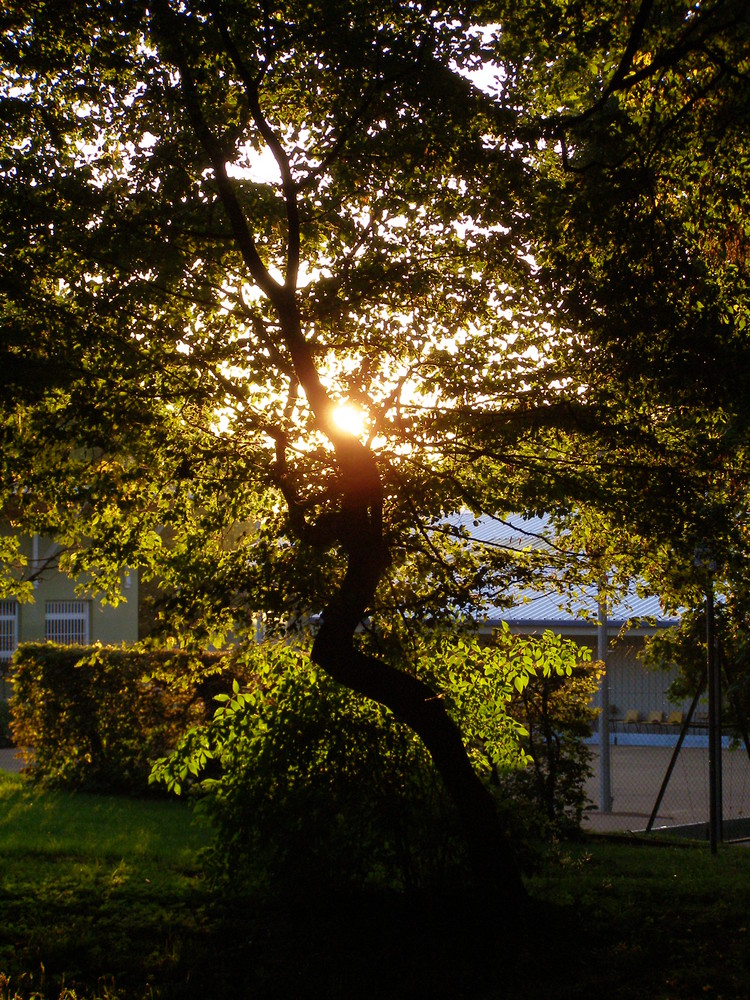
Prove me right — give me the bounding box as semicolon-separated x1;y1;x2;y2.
0;600;19;662
45;600;90;645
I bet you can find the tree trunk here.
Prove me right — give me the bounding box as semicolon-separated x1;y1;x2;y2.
310;503;527;906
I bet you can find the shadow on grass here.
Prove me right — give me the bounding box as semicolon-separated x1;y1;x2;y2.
4;859;749;1000
1;860;577;1000
1;772;748;1000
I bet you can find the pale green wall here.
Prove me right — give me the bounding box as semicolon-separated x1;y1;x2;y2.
6;531;139;647
17;572;139;646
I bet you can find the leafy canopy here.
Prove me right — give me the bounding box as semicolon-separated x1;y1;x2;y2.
1;0;748;654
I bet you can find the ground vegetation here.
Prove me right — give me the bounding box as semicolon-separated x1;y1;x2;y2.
1;772;749;999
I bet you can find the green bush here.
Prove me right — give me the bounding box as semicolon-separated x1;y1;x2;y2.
152;643;469;893
153;631;600;892
415;626;599;837
9;644;248;794
0;699;12;748
505;659;602;833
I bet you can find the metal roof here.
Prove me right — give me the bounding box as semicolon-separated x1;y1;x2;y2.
434;512;680;633
481;584;677;632
444;511;564;553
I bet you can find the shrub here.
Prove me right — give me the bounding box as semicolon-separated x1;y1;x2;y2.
0;699;12;748
152;643;469;893
415;626;599;837
506;659;603;833
153;631;598;892
9;644;248;794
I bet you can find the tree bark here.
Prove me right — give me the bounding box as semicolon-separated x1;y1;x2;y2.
310;497;527;906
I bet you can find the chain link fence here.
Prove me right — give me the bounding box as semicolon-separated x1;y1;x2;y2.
584;642;750;837
584;741;750;838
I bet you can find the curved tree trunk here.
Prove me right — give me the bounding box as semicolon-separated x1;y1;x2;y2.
278;278;526;908
312;622;527;902
309;478;527;905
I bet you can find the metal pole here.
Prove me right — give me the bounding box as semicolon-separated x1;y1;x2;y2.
707;576;722;853
598;592;612;814
646;682;704;833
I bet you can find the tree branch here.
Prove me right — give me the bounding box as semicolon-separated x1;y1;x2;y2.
150;0;283;305
210;7;302;290
601;0;656;100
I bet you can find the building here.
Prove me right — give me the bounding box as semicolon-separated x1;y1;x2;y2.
0;530;138;698
441;512;688;730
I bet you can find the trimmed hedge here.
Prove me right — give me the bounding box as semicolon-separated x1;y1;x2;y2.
0;698;11;748
9;644;248;794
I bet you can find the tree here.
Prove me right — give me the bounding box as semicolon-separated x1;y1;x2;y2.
484;0;750;738
439;0;750;608
1;0;537;901
2;0;749;903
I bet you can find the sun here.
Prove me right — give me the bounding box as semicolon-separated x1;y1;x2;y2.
331;403;367;438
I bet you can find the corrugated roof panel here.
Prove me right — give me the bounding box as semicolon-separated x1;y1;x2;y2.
482;585;677;628
434;512;679;630
441;511;561;552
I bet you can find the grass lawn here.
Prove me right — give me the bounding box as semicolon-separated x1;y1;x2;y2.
1;770;749;999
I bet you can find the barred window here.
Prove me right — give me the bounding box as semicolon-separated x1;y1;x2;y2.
45;600;90;645
0;600;19;662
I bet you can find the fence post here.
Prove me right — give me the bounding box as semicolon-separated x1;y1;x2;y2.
706;575;723;853
598;590;612;814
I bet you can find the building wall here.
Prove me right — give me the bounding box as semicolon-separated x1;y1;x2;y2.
15;568;139;647
488;622;694;723
1;530;139;695
597;639;696;722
